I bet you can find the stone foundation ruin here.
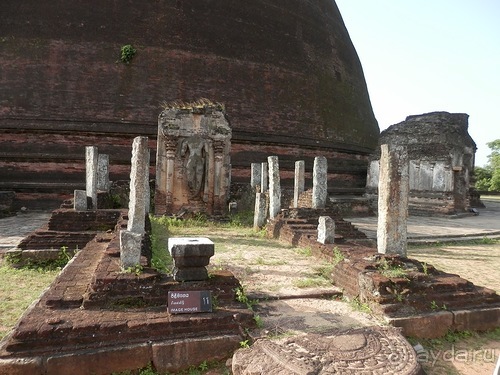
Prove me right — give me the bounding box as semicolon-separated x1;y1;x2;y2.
366;112;477;216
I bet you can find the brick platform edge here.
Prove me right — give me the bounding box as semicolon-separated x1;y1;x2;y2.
0;210;254;375
269;210;500;339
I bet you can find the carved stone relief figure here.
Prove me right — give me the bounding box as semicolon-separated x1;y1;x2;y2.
180;137;209;199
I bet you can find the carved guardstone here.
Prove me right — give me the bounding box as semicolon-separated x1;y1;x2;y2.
155;102;231;216
232;327;423;375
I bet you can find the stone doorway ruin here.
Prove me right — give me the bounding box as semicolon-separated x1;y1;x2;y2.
366;112;476;216
155;100;231;217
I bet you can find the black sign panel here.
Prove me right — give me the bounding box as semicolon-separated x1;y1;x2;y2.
167;290;212;314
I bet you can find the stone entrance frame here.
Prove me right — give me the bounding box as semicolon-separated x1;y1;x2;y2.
155;101;232;216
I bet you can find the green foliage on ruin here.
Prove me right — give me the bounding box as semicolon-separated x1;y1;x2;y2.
4;246;74;271
120;44;137;64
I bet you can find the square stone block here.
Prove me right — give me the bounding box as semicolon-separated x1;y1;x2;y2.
168;237;214;257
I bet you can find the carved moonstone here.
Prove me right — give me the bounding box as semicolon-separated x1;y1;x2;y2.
232;327;422;375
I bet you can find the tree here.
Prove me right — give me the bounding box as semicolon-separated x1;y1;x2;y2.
475;139;500;192
474;166;492;191
487;139;500;191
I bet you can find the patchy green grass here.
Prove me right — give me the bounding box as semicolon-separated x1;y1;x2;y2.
0;263;58;340
293;276;330;289
295;247;312;257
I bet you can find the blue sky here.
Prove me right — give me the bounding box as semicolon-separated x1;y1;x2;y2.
336;0;500;167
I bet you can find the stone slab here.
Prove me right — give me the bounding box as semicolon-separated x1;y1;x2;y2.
152;335;241;373
46;344;151;375
386;310;453;339
168;237;215;257
453;307;500;331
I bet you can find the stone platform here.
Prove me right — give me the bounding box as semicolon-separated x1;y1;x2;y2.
0;210;254;375
270;207;500;339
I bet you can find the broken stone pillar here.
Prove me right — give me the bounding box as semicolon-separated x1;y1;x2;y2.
74;190;87;211
253;192;267;229
127;136;149;235
317;216;335;244
293;160;305;208
261;162;268;193
120;230;143;269
377;144;409;256
250;163;261;189
268;156;281;219
168;237;215;281
312;156;328;209
155;102;232;216
85;146;98;210
97;154;110;192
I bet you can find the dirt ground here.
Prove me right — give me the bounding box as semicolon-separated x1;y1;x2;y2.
170;225;500;375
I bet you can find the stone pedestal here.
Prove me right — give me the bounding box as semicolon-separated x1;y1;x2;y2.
168;237;215;282
377;144;409;256
74;190;87;211
120;230;143;269
317;216;335;244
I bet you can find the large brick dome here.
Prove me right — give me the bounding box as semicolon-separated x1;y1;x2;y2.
0;0;379;206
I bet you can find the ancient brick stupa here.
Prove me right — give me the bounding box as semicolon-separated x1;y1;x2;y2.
0;0;379;208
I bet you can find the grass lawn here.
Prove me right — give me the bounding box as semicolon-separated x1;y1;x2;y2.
0;264;59;340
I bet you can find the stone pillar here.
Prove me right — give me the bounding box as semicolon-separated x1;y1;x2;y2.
85;146;98;210
293;160;305;208
251;163;261;189
127;136;149;234
268;156;281;219
377;144;409;256
74;190;87;211
261;162;268;192
253;192;267;229
312;156;328;209
97;154;110;192
144;149;151;214
317;216;335;244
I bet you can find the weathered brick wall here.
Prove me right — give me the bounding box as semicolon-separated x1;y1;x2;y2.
0;0;379;207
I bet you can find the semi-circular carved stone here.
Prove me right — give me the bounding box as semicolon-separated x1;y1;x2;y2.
232;326;423;375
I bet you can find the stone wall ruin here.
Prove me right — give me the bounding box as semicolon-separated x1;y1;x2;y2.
366;112;476;215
